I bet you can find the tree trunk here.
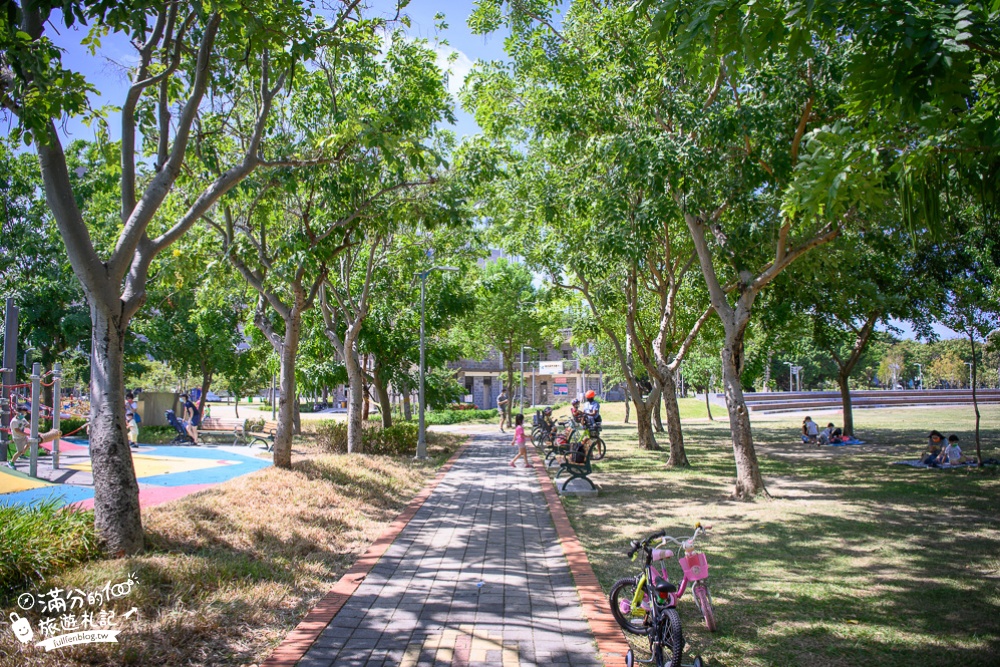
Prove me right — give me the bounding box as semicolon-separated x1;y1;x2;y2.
234;395;240;419
402;381;413;421
970;334;982;466
632;398;659;451
624;392;630;423
653;394;664;432
372;364;393;428
506;359;516;423
292;397;301;435
704;389;714;421
721;323;766;499
272;312;301;469
838;371;854;435
660;372;689;467
197;367;212;417
345;339;365;453
361;355;370;422
89;306;144;554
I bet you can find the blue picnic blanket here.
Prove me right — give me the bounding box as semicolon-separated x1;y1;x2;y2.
890;459;978;469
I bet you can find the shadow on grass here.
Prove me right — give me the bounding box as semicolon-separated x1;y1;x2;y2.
556;409;1000;667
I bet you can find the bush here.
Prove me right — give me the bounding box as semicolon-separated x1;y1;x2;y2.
446;403;479;411
422;408;498;425
39;417;88;436
0;499;101;599
315;421;418;456
138;425;180;444
244;417;266;433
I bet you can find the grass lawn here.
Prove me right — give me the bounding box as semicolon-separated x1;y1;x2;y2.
554;404;1000;666
0;433;463;667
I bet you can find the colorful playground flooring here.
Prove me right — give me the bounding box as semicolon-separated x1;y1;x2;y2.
0;439;271;509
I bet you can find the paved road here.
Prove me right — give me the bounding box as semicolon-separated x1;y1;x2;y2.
295;434;601;667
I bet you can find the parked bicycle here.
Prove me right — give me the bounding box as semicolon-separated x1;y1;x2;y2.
609;524;716;667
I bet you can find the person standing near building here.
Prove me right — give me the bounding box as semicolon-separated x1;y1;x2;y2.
497;388;509;433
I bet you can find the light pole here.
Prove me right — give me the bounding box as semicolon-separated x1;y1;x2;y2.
915;363;923;390
416;265;460;460
520;346;533;414
784;361;793;392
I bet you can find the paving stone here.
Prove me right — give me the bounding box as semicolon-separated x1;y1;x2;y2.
293;434;600;666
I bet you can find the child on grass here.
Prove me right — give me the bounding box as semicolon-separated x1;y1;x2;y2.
940;435;964;465
509;413;528;468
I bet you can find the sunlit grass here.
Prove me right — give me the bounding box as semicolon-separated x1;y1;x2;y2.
555;405;1000;666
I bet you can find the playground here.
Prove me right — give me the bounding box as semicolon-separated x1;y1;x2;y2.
0;438;272;509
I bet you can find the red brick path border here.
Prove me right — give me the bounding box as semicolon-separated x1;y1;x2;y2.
529;449;630;667
259;441;470;667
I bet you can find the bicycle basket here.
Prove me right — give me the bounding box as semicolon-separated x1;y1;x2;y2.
679;552;709;581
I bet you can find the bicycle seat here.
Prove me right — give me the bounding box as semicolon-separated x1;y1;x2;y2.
655;581;677;594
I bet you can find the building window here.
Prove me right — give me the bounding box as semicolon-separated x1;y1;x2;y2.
562;349;572;360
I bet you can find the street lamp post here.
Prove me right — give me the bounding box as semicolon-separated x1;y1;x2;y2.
915;363;923;390
416;266;460;460
520;346;533;414
784;361;793;393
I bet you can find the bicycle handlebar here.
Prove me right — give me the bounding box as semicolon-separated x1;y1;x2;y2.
627;524;711;558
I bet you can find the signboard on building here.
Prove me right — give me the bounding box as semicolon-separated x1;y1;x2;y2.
538;361;563;375
553;376;568;396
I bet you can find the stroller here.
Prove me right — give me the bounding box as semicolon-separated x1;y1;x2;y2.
165;410;194;444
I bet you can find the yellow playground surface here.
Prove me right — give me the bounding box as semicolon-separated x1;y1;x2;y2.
68;453;235;478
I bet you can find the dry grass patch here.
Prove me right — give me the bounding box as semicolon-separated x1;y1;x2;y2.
0;434;461;667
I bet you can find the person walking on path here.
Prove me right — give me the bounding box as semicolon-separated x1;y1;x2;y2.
497;388;509;432
509;413;528;468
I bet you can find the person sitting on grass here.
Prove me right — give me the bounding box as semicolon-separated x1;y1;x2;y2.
819;423;835;445
509;413;528;469
940;435;965;466
923;430;946;465
802;416;819;444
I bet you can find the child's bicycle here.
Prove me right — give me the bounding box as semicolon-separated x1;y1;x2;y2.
609;524;716;667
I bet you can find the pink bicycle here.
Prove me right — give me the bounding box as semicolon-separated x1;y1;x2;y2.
609;524;716;667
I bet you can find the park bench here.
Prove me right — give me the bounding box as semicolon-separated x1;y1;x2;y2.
198;418;277;450
554;436;597;492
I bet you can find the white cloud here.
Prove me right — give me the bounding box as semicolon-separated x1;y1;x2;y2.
428;42;475;98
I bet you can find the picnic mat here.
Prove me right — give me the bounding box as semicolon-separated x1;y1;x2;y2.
826;439;866;447
890;460;979;469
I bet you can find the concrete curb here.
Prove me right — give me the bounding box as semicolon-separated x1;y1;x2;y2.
259;440;470;667
529;447;630;666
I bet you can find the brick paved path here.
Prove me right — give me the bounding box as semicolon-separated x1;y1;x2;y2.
295;434;602;667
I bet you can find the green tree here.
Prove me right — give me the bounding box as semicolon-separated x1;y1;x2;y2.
2;0;347;552
460;259;551;424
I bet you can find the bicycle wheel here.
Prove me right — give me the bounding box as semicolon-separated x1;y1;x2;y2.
609;577;650;636
692;583;717;632
589;437;606;460
658;607;684;667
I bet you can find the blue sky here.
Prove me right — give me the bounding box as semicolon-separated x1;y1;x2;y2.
39;0;503;142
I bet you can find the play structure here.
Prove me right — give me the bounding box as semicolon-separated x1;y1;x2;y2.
2;297;88;478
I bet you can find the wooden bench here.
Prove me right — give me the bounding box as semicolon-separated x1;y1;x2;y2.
553;437;597;492
198;418;277;450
